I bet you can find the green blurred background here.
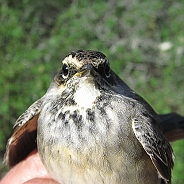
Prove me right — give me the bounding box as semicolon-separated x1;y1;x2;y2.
0;0;184;183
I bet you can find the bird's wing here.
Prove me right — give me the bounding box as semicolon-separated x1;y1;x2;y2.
4;97;43;167
132;113;174;184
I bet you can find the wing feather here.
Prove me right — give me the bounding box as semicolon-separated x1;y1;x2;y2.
132;113;174;184
4;97;43;166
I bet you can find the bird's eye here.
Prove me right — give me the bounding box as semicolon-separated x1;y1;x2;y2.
62;64;69;78
104;64;111;78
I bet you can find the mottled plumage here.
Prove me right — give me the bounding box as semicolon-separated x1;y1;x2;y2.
5;50;175;184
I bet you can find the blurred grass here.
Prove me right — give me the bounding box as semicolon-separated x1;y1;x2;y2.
0;0;184;183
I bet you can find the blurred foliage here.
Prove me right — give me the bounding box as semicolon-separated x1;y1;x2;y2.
0;0;184;183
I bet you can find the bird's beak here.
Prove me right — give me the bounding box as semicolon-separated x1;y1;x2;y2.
75;64;94;77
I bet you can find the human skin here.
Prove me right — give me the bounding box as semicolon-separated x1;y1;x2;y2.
1;149;59;184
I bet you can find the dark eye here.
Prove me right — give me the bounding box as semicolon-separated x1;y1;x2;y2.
104;64;111;78
62;64;69;78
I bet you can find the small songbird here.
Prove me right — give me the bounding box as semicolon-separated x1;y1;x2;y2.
5;50;174;184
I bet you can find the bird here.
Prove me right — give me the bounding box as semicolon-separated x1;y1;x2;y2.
4;50;179;184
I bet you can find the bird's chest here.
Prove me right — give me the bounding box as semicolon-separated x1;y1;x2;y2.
37;95;159;184
38;92;135;150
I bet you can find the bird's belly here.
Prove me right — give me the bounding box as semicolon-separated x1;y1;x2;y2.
38;141;161;184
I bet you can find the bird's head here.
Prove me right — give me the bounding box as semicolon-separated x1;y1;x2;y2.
54;50;115;87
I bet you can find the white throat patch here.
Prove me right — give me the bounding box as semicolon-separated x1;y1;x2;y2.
73;77;100;109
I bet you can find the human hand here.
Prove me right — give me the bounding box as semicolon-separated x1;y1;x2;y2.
1;149;58;184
